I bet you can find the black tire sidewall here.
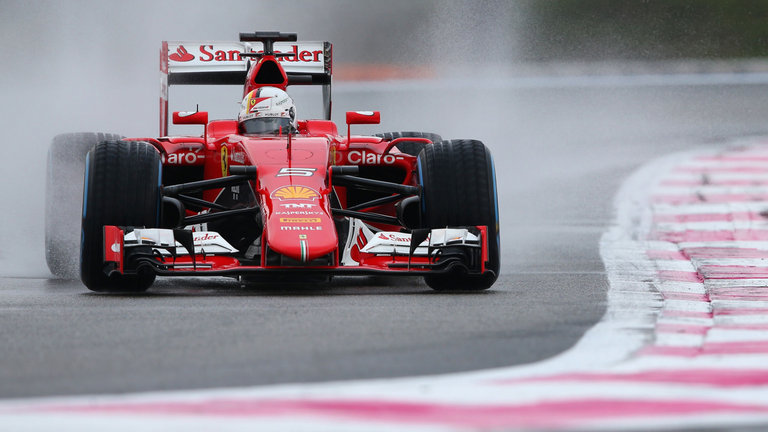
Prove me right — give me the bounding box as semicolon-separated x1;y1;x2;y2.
418;140;500;290
80;140;161;292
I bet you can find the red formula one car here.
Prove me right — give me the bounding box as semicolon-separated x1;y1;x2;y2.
45;32;499;292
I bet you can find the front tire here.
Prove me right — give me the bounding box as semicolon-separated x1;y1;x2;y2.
80;140;161;292
417;140;500;291
45;132;123;278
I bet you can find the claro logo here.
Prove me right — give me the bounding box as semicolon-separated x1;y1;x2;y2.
347;150;401;165
165;151;201;165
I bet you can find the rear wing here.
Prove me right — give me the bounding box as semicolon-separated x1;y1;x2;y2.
160;39;332;136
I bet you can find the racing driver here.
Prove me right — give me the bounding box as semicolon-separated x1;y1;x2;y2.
238;86;297;135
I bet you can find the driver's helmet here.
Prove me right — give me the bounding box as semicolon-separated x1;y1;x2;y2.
238;87;296;135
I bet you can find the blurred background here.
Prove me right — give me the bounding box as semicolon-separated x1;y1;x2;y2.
513;0;768;61
1;0;768;276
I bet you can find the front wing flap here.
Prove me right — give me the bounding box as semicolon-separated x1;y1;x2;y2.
101;224;489;278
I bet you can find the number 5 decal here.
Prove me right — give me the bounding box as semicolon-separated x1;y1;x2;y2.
277;168;316;177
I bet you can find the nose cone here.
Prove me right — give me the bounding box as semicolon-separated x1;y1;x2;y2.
265;208;338;263
239;136;337;264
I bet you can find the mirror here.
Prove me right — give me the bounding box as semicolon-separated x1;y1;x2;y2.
172;110;209;125
345;111;380;125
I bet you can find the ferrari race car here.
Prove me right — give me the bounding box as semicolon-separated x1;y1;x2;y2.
45;32;500;292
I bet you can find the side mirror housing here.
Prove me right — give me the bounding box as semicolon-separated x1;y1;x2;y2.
346;111;380;125
342;111;380;151
173;110;209;125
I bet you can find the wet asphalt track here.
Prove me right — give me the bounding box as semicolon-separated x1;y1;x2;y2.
3;76;768;399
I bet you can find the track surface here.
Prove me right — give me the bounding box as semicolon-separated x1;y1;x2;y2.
3;76;768;399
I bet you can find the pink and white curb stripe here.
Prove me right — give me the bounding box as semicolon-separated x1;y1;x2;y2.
2;139;768;431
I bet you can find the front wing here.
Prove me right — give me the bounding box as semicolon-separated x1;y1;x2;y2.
101;223;490;279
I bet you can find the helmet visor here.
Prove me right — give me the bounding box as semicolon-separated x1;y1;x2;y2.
240;117;293;135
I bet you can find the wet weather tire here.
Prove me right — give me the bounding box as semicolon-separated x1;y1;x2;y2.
417;140;500;291
46;132;123;278
80;140;161;292
373;131;442;156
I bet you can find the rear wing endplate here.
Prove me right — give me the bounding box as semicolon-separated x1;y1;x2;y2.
160;40;332;136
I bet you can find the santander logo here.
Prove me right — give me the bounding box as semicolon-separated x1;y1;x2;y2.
169;45;195;62
167;43;324;65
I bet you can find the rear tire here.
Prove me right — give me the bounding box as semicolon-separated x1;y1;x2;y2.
417;140;500;291
46;132;123;278
80;140;161;292
373;131;442;156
